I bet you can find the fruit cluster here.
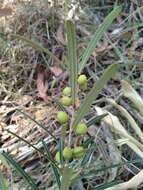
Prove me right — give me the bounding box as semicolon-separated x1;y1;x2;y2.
55;75;88;162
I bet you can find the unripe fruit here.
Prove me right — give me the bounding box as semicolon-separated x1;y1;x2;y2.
57;111;69;124
63;147;73;159
75;123;87;135
73;146;85;158
55;152;60;163
61;96;72;106
77;75;87;86
63;87;71;96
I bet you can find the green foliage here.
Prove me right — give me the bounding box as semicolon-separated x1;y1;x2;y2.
66;20;78;104
73;64;120;128
79;6;122;73
0;5;122;190
1;152;37;190
0;173;10;190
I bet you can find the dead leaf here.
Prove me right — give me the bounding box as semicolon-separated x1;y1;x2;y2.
0;8;13;17
36;65;50;102
96;44;108;53
37;72;48;101
50;65;63;76
0;122;7;133
122;80;143;116
34;109;47;121
16;95;33;106
56;24;65;45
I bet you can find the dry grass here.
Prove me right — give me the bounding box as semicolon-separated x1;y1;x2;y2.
0;0;143;189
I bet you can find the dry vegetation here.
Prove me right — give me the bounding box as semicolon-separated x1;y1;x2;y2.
0;0;143;190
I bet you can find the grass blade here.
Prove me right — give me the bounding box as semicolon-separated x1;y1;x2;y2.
86;113;108;127
17;109;57;142
73;64;120;127
10;34;62;65
7;130;59;169
81;144;96;166
7;129;42;154
59;139;64;165
91;181;121;190
66;20;78;104
2;152;37;190
42;140;61;189
79;6;122;73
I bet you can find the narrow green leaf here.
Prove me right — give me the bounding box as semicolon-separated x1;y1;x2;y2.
7;130;59;169
76;159;143;182
60;167;73;190
7;130;42;154
55;99;67;112
86;159;143;176
91;180;121;190
82;137;94;148
79;6;122;73
17;109;57;142
86;113;108;127
73;64;120;128
59;139;64;165
66;20;78;104
10;34;62;65
42;141;61;189
81;145;96;166
2;152;37;190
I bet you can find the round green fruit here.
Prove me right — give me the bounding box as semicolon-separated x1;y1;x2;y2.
75;123;87;135
61;96;72;106
55;152;60;163
63;147;73;159
57;111;69;124
73;146;85;158
77;75;87;86
63;87;71;96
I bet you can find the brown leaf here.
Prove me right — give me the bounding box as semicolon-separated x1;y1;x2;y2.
36;72;48;101
0;122;7;133
16;95;33;106
50;65;63;76
56;24;65;45
96;45;108;53
34;109;47;121
0;8;13;17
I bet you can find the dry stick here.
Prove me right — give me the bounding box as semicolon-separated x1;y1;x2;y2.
105;169;143;190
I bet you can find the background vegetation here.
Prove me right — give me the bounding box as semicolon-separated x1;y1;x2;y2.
0;0;143;190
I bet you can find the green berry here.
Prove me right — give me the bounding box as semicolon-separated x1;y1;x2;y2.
57;111;69;124
73;146;85;158
75;123;87;135
55;152;60;163
63;87;71;96
61;96;72;106
63;147;73;159
77;75;87;86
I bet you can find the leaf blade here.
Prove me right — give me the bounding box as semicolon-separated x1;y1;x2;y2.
66;20;78;104
73;64;120;127
42;140;61;189
10;34;62;65
79;6;122;73
2;152;37;190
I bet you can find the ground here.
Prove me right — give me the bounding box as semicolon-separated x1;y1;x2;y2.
0;0;143;190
